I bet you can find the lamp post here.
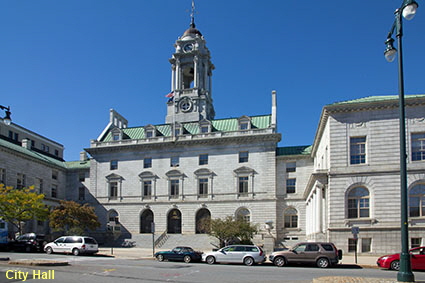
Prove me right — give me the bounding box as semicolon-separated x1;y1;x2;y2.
0;105;12;125
384;1;418;282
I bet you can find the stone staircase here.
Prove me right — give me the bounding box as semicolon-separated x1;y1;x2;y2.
128;233;219;251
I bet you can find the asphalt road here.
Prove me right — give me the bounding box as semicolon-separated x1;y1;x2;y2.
0;252;424;283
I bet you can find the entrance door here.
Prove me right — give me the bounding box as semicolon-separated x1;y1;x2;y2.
167;209;181;234
196;208;211;234
140;209;154;233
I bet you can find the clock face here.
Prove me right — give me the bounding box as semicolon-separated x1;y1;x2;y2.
179;97;193;112
183;43;193;52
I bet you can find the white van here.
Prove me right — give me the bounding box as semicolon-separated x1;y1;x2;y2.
44;236;98;255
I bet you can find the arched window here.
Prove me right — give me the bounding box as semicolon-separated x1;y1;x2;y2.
347;187;370;218
236;208;250;222
107;210;120;232
409;184;425;217
284;208;298;228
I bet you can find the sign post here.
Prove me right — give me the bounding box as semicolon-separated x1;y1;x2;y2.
151;222;156;257
351;226;360;264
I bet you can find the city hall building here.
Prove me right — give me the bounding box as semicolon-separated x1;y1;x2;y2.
1;16;424;254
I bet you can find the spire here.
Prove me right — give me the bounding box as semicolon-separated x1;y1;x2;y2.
190;0;196;28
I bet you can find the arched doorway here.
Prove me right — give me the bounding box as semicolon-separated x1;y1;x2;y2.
140;209;154;233
167;209;182;234
195;208;211;234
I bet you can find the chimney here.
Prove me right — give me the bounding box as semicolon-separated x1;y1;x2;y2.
80;151;88;161
21;138;32;150
271;90;277;130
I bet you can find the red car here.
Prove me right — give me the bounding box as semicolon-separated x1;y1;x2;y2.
377;247;425;271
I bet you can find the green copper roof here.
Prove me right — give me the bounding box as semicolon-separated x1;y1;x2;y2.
65;160;91;170
276;145;312;156
328;94;425;106
102;115;272;141
0;138;67;168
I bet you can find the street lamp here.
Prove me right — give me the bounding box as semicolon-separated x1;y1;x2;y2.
384;1;418;282
0;105;12;125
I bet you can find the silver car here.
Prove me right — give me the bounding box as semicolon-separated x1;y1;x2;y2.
202;245;265;266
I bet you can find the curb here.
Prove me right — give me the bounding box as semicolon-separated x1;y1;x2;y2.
8;260;69;267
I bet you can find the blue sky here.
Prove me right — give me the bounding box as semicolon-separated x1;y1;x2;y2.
1;0;424;161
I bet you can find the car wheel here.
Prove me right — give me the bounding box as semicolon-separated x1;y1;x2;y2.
274;256;286;267
206;256;216;264
183;255;192;263
316;257;330;268
157;254;164;262
45;247;53;254
390;260;400;271
72;248;80;256
243;257;254;266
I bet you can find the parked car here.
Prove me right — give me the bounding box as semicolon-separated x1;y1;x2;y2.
202;245;265;266
269;242;342;268
44;236;98;256
8;233;46;252
155;246;203;263
377;246;425;271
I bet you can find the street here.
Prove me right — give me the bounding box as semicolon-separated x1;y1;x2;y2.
0;252;425;283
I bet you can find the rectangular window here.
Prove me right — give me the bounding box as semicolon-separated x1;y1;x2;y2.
361;238;371;253
109;182;118;200
238;176;249;196
146;130;153;138
35;178;43;194
143;180;152;199
412;133;425;161
350;136;366;164
144;158;152;168
239;151;249;163
17;173;26;189
0;168;5;184
110;160;118;170
79;173;85;182
201;126;209;133
411;238;422;248
199;154;208;165
240;122;249;130
198;178;208;197
284;215;298;228
286;178;296;194
348;239;357;252
113;134;120;141
170;179;179;199
170;156;180;167
286;162;296;172
174;128;181;136
52;170;58;180
51;184;57;198
78;187;85;201
54;149;59;156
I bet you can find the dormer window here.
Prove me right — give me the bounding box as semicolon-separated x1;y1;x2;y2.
144;125;156;139
113;134;120;141
238;116;251;130
199;119;212;134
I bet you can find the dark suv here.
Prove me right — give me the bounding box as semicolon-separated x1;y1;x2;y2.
8;233;46;252
269;242;343;268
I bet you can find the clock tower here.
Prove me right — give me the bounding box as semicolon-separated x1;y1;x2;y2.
165;7;215;124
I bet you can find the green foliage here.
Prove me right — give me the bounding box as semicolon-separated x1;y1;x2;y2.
49;200;100;234
207;216;259;248
0;184;49;235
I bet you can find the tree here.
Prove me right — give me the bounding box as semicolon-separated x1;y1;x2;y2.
206;216;259;248
0;184;49;235
49;200;100;235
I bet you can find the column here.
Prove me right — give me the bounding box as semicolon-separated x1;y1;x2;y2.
193;56;198;88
